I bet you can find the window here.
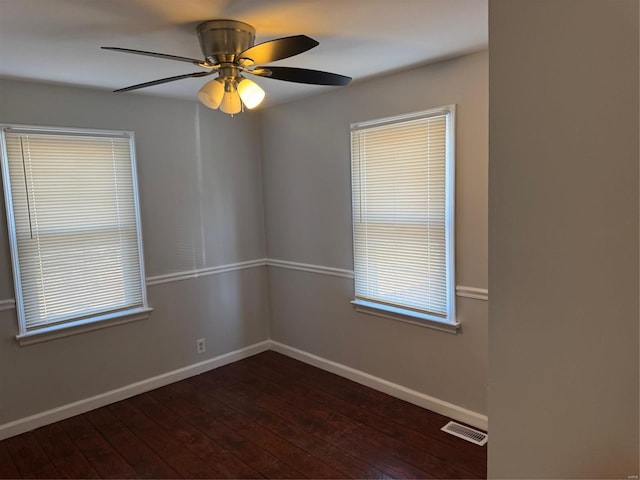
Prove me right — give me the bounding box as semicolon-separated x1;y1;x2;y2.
0;125;151;344
350;106;457;332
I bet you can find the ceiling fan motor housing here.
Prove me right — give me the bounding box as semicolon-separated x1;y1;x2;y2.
197;19;256;65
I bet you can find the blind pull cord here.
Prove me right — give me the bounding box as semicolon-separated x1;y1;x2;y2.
19;137;34;239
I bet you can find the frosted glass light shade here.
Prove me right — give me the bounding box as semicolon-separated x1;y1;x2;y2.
198;79;225;109
220;90;242;114
237;78;265;109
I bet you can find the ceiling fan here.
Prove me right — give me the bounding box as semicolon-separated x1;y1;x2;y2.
102;19;352;115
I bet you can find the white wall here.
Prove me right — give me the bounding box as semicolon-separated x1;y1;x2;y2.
0;79;269;427
488;0;639;477
261;51;488;416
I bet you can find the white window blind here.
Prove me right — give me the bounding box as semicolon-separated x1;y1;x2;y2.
0;126;148;337
350;106;455;325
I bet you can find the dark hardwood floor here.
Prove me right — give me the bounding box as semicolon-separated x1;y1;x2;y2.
0;351;487;479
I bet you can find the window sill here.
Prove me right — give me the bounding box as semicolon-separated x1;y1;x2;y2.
15;307;154;346
351;300;459;334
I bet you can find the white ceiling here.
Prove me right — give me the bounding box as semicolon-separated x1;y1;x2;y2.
0;0;487;107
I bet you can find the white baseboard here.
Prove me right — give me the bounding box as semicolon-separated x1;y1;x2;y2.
0;340;270;441
0;338;487;440
269;340;488;431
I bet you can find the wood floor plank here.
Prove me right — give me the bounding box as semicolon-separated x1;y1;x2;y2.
4;432;60;479
149;383;303;479
254;460;301;479
108;400;228;478
59;415;138;479
216;356;481;479
252;352;487;466
85;406;179;479
0;442;20;479
196;366;439;479
164;380;345;479
257;351;487;461
126;393;261;478
33;423;100;479
262;358;482;478
191;373;390;479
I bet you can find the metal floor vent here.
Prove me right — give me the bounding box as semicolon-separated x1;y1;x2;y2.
441;421;488;446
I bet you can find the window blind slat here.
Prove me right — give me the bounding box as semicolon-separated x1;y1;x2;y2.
350;110;453;321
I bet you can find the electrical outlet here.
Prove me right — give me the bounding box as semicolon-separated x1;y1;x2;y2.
196;338;206;354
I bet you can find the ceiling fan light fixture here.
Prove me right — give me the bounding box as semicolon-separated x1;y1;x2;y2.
237;77;265;109
219;79;242;115
197;78;225;109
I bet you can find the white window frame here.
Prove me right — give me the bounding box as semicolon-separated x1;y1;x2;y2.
349;105;458;333
0;124;152;345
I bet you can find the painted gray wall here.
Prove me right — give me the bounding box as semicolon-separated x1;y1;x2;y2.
0;79;269;425
261;51;488;415
488;0;639;477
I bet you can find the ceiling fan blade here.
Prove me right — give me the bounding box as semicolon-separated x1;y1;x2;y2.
238;35;318;64
102;47;205;66
114;71;213;93
253;66;351;86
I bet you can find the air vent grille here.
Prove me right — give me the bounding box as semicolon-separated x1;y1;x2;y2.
441;421;488;446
